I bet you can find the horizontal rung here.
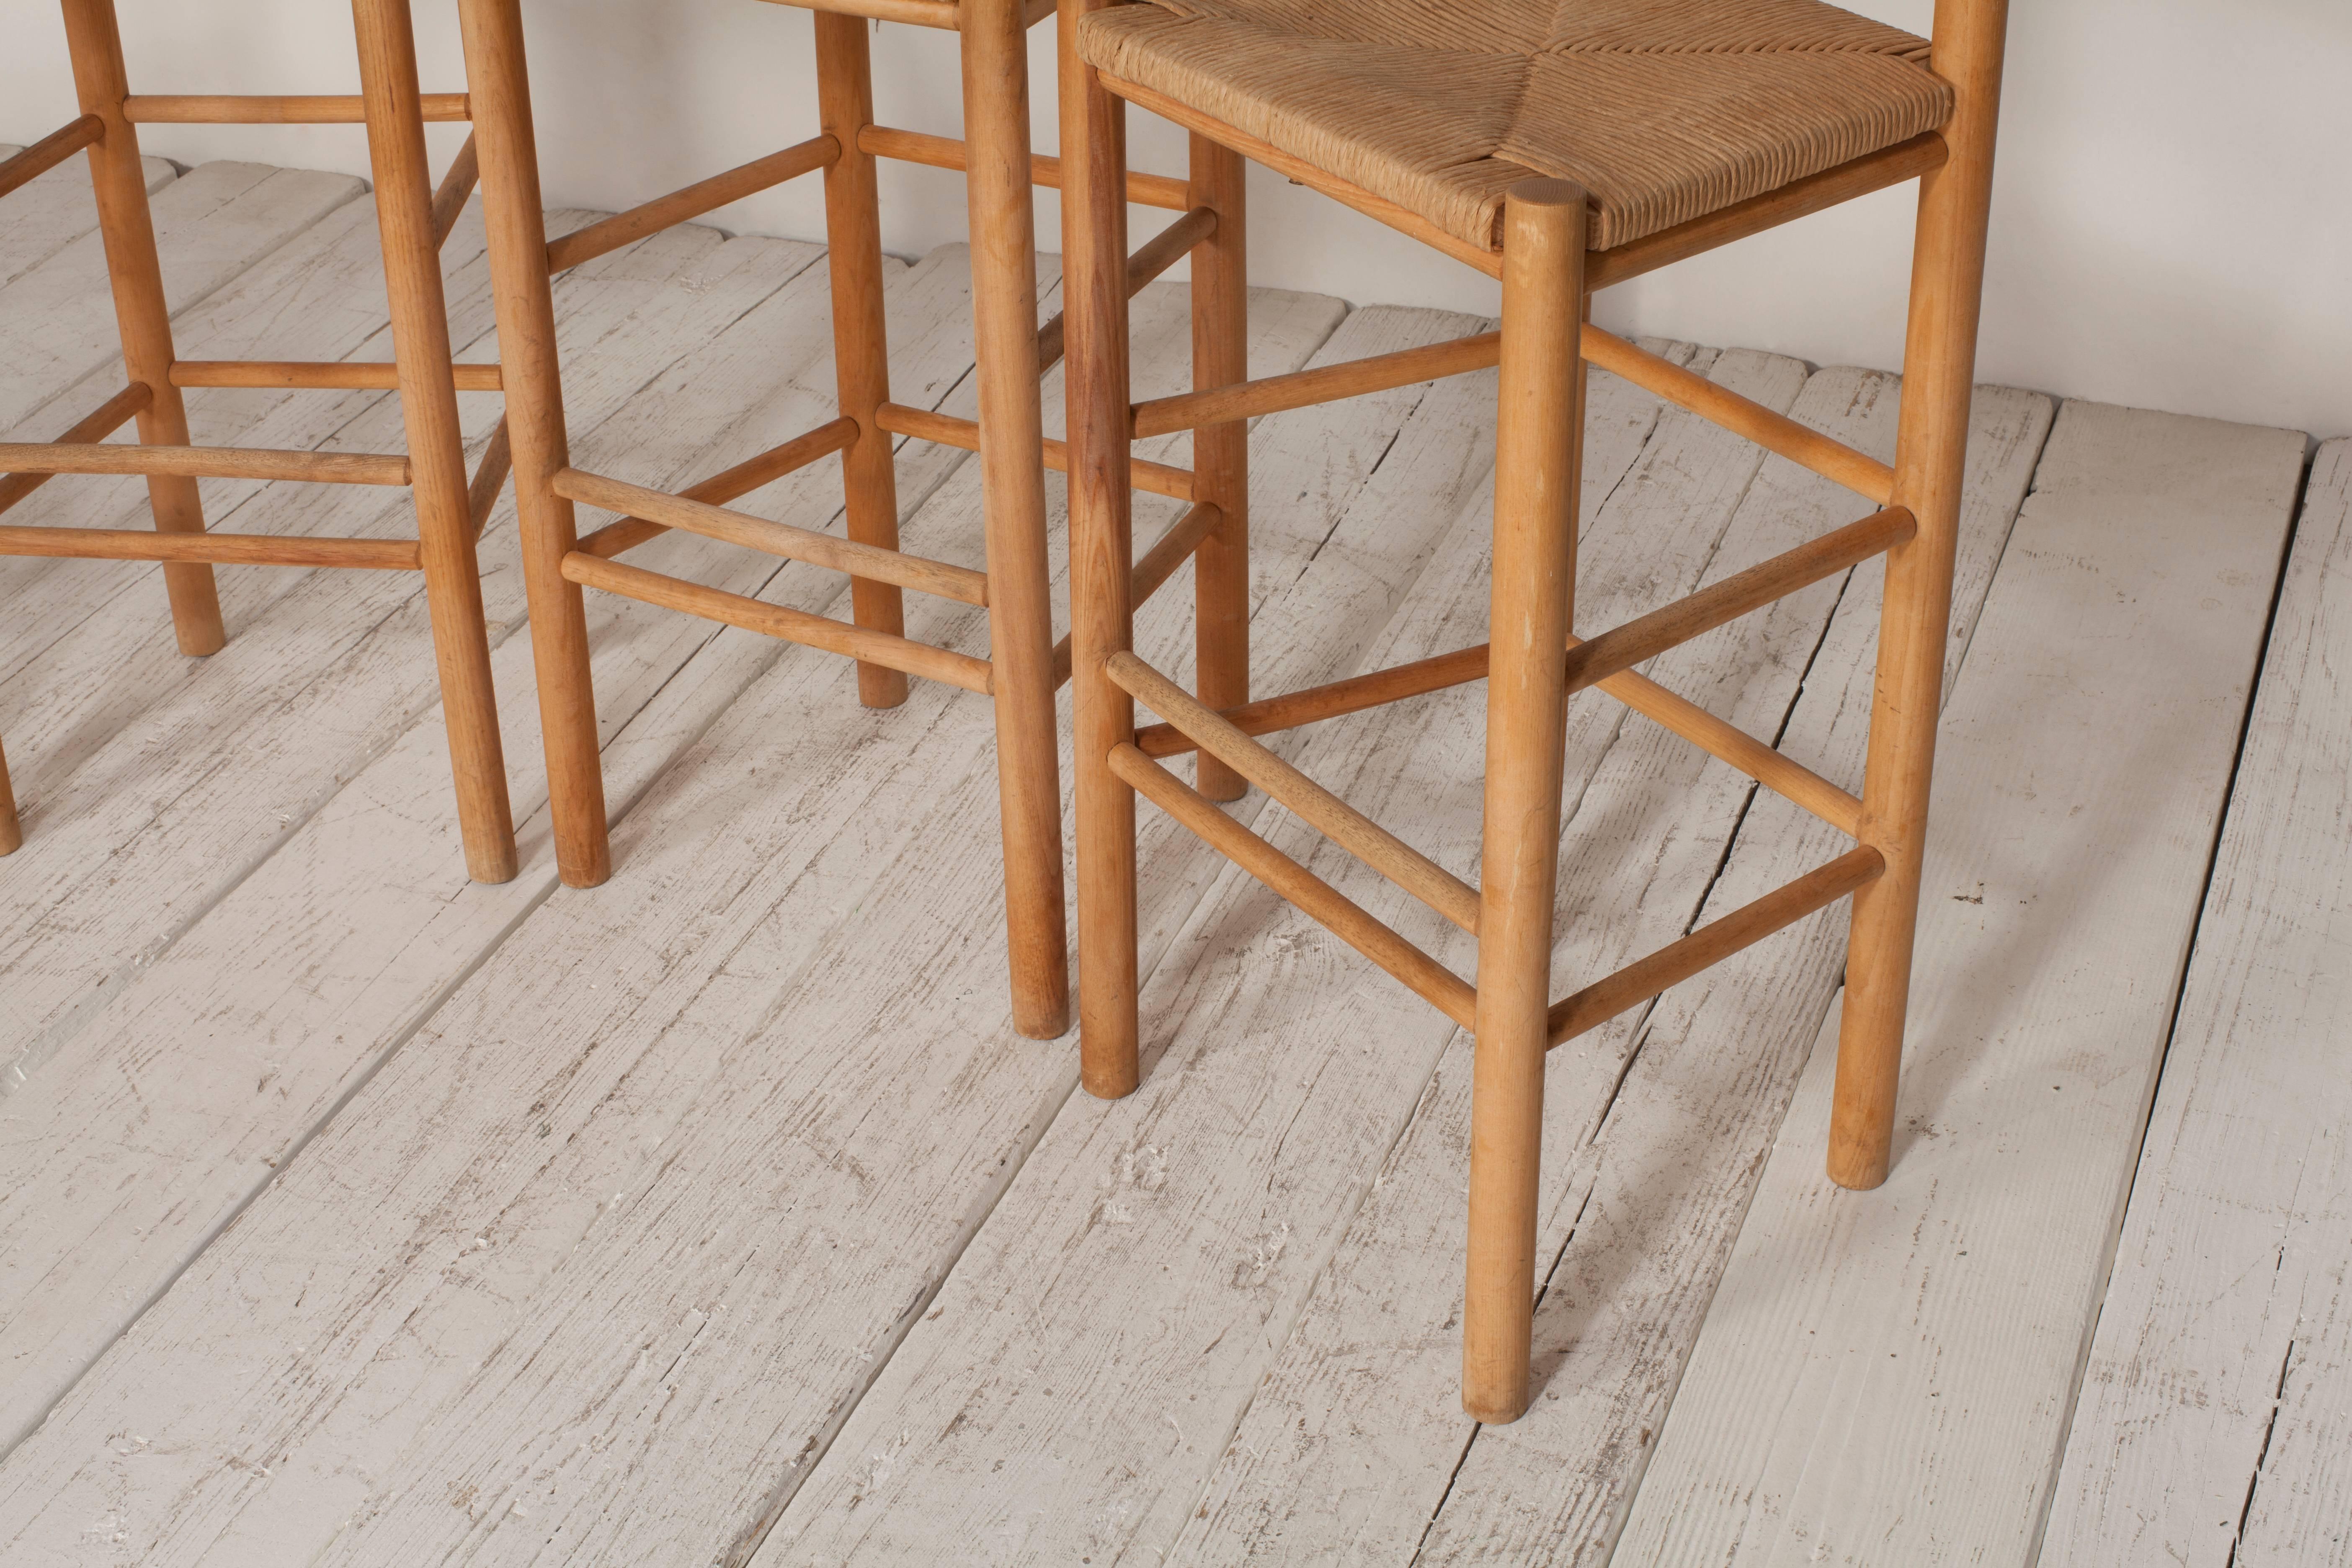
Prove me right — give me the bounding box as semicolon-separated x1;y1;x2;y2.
546;135;841;273
556;467;988;606
750;0;960;30
1582;330;1896;504
874;403;1196;502
0;383;152;519
1051;501;1221;687
1109;652;1482;936
1133;507;1914;759
564;551;993;694
0;442;409;486
577;418;860;560
1134;331;1501;438
123;94;469;124
0;116;104;202
170;360;503;392
1547;846;1884;1047
0;524;419;570
857;125;1191;212
1111;743;1478;1030
1039;205;1217;373
1593;662;1862;837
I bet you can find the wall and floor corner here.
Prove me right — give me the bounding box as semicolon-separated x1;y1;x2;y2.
3;0;2347;441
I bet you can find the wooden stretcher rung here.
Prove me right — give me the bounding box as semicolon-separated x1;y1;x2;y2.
1038;205;1217;372
1110;743;1478;1029
874;403;1196;502
169;361;504;392
546;134;842;274
0;116;104;202
122;94;469;124
0;382;152;519
555;466;989;606
575;417;861;560
563;551;993;694
1109;652;1482;936
1582;329;1896;504
1593;663;1862;837
751;0;961;30
1547;845;1884;1047
469;419;513;542
1134;507;1914;758
0;441;410;487
857;125;1191;212
1133;331;1502;438
0;524;421;570
1050;502;1221;687
431;132;480;251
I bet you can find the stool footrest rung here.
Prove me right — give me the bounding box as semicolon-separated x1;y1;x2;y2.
469;419;513;542
0;116;105;203
431;132;480;251
0;441;410;487
562;551;993;694
1051;503;1222;688
1039;205;1217;372
1135;506;1913;759
555;465;988;605
547;134;842;274
1547;846;1884;1048
1133;331;1502;438
0;383;152;518
169;361;503;392
1108;652;1482;936
122;94;469;124
1594;664;1862;836
0;524;420;570
575;418;861;560
875;403;1197;502
1110;743;1478;1029
858;124;1191;211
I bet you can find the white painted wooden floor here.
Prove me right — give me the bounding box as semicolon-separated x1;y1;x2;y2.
0;156;2342;1568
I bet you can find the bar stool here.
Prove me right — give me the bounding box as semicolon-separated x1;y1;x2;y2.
458;0;1233;1040
1060;0;2007;1419
0;0;517;880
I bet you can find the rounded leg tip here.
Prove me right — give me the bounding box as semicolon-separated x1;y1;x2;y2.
0;825;21;856
1080;1059;1140;1101
856;667;911;710
557;856;611;891
1462;1388;1531;1424
1012;997;1073;1042
1826;1145;1891;1191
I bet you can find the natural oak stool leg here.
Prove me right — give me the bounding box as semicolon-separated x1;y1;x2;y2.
0;737;22;856
1189;132;1249;804
1463;180;1587;1425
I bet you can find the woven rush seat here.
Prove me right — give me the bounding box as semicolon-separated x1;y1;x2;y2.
1075;0;1955;251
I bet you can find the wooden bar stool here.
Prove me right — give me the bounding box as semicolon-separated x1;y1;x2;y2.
0;0;517;880
457;0;1230;1039
1060;0;2008;1420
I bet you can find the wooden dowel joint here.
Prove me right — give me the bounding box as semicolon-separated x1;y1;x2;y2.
875;402;1196;501
1051;501;1222;687
0;383;154;518
0;116;106;202
857;124;1191;211
1038;204;1217;373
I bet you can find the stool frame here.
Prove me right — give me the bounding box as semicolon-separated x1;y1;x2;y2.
460;0;1241;1040
1061;0;2009;1421
0;0;518;882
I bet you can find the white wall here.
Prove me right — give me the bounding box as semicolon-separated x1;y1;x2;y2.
6;0;2347;438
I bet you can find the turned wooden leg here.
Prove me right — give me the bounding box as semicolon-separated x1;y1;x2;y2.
962;0;1070;1039
59;0;223;656
1188;133;1249;803
1464;180;1586;1425
457;0;611;887
1063;0;1140;1098
1828;0;2007;1191
815;11;909;711
355;0;517;885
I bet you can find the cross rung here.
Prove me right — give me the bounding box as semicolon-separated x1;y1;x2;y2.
0;442;409;487
555;466;988;606
547;135;841;273
1110;743;1478;1029
755;0;962;31
575;418;861;560
875;404;1197;503
857;124;1191;211
1135;506;1913;759
1108;652;1481;935
1547;846;1884;1048
0;383;152;518
0;116;103;202
1039;205;1217;373
431;132;480;251
1051;503;1221;689
1594;664;1861;836
0;524;420;570
469;419;513;542
563;552;993;694
1133;331;1502;438
169;361;503;392
122;94;469;124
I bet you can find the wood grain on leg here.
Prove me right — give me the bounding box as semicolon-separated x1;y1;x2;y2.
1188;132;1250;802
1465;180;1586;1424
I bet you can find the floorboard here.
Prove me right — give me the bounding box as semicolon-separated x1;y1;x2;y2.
1611;403;2308;1568
0;147;175;294
2040;436;2352;1568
